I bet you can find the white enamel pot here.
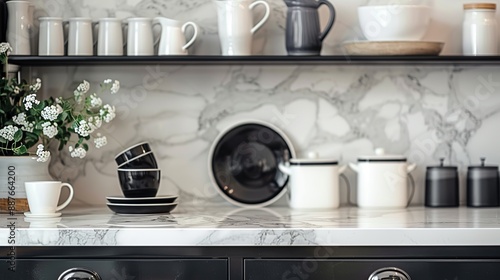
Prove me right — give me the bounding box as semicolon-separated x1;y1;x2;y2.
279;152;346;209
349;148;417;209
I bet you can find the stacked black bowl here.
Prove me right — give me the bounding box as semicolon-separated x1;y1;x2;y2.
107;142;178;214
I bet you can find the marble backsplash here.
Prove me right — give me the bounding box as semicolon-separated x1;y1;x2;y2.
23;0;500;207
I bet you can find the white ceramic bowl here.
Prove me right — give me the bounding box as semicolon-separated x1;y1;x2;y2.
358;5;431;41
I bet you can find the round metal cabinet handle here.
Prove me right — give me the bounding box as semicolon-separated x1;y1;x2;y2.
368;267;411;280
57;267;102;280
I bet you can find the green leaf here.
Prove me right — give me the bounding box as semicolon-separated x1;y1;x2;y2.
60;111;68;121
13;145;27;155
82;143;89;151
13;129;23;142
0;136;7;143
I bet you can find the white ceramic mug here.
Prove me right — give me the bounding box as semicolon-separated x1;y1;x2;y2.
38;17;65;56
97;18;125;56
25;181;74;215
154;17;198;55
67;17;95;56
125;17;155;56
6;1;32;55
215;0;270;55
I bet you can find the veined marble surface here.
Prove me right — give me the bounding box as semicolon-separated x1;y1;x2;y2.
1;206;500;246
7;0;500;208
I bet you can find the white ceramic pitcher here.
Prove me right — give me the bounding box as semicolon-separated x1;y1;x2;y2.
154;17;198;55
6;1;32;55
214;0;270;55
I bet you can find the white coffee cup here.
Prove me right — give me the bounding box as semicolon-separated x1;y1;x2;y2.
125;17;155;56
214;0;270;55
97;18;125;56
67;17;95;56
38;17;65;56
154;17;198;55
25;181;74;215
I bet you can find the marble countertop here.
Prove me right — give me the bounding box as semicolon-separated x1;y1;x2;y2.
1;206;500;246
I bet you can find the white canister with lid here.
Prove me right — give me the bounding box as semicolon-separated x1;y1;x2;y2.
463;3;498;55
279;152;346;209
349;148;416;209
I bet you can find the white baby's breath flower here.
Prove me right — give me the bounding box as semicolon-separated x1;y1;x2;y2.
13;113;34;132
69;146;86;158
13;113;27;126
13;86;20;94
90;93;102;107
88;116;102;131
93;133;107;148
103;79;112;84
0;125;19;141
36;144;50;162
55;97;62;104
41;105;62;121
100;104;116;123
23;93;40;110
76;80;90;94
75;119;93;137
74;90;83;104
110;80;120;94
29;78;42;91
0;42;12;54
42;122;58;138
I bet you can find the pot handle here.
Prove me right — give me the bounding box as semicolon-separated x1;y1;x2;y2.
407;163;417;173
348;163;358;172
278;162;292;175
339;165;347;174
406;173;415;207
341;173;357;207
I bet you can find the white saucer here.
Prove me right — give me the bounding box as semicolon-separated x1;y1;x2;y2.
24;212;62;218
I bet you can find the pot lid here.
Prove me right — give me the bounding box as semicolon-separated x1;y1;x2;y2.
357;148;406;162
427;158;457;170
468;157;498;169
289;152;338;165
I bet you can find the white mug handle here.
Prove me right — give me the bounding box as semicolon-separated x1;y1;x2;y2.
182;21;198;50
249;0;270;34
56;183;74;212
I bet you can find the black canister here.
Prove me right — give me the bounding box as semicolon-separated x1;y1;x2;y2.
467;158;499;207
425;158;459;207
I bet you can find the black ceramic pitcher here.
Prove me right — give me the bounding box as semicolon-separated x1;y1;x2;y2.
284;0;336;56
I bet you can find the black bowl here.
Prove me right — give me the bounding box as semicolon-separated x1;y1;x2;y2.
115;142;152;166
117;169;160;198
118;151;158;169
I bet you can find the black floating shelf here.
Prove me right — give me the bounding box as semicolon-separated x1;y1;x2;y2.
7;55;500;66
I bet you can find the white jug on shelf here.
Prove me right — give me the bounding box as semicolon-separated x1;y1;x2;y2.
6;0;32;55
154;17;198;55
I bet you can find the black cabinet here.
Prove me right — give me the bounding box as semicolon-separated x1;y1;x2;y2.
8;259;228;280
2;246;500;280
245;259;500;280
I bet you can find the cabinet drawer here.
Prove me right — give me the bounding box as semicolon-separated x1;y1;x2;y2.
8;259;227;280
245;259;500;280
